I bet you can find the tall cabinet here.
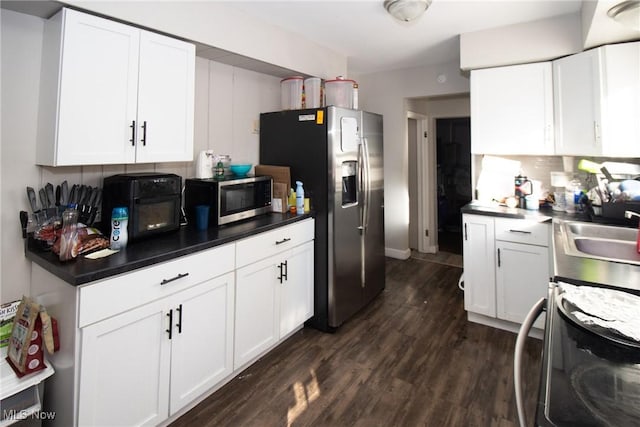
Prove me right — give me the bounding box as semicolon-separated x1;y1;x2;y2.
37;8;195;166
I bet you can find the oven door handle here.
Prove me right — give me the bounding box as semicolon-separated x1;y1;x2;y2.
514;297;546;427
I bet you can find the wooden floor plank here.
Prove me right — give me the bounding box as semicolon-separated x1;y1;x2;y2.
171;257;542;427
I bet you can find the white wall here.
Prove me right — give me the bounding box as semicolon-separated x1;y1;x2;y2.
62;0;347;79
357;63;470;258
460;13;583;70
0;9;280;302
1;10;46;302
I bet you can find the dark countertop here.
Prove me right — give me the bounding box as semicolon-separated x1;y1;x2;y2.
25;212;313;286
461;201;590;222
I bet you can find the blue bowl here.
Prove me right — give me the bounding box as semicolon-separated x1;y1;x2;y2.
229;164;252;176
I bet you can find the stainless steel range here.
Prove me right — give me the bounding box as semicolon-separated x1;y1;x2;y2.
514;218;640;427
531;283;640;426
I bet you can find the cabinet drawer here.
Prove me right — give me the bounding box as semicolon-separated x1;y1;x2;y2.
494;218;549;246
79;243;234;327
236;219;314;268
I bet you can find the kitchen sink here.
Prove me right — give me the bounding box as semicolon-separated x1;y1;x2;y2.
562;221;640;266
567;222;638;241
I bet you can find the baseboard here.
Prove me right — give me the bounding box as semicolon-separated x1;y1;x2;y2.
420;245;438;254
385;247;411;260
467;312;544;340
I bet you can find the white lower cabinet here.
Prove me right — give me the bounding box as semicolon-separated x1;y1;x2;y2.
78;272;234;426
32;220;314;427
234;257;279;368
495;241;549;329
462;214;496;317
279;241;314;337
462;214;550;332
234;235;314;369
79;296;171;427
168;273;235;414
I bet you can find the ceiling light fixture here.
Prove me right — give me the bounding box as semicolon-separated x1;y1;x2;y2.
384;0;432;22
607;0;640;31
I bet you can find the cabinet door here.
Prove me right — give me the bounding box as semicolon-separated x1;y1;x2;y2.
601;42;640;157
135;30;195;163
169;272;235;415
462;214;496;317
51;9;139;166
234;256;279;369
280;241;314;338
470;62;554;155
496;241;549;329
79;299;170;427
553;49;603;156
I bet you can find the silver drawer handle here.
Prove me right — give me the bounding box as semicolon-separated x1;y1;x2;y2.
161;272;189;285
509;229;532;234
275;237;291;245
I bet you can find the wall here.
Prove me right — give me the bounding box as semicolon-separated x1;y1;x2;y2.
62;0;347;79
460;13;583;70
0;9;280;302
356;63;470;258
1;10;45;302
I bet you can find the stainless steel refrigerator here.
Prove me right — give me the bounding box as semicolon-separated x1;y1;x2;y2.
259;107;385;331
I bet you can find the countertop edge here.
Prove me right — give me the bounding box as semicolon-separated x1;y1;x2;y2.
25;213;314;286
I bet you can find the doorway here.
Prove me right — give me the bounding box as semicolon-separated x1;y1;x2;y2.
436;117;471;254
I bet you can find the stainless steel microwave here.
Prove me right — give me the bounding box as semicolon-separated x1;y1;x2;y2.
184;175;273;227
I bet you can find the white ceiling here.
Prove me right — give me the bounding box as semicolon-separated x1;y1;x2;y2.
3;0;638;77
224;0;585;74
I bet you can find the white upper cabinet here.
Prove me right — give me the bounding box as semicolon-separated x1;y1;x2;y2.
36;8;195;166
599;42;640;157
135;31;195;164
553;49;602;156
554;41;640;157
470;62;554;155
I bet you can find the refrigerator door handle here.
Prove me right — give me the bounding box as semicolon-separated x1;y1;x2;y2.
357;141;365;232
362;137;371;230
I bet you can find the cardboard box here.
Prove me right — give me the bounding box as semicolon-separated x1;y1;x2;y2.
256;165;291;213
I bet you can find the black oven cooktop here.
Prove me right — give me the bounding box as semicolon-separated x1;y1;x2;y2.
536;283;640;426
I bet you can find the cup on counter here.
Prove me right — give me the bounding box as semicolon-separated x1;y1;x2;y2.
195;205;210;230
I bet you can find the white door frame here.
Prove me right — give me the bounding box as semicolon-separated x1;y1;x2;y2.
425;113;471;253
407;111;433;253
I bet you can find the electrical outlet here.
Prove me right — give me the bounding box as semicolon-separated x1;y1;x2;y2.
252;119;260;134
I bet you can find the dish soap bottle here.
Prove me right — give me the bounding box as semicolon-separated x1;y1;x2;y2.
296;181;304;215
110;207;128;250
564;178;583;214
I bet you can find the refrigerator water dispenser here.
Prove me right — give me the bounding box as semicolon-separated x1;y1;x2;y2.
342;161;357;206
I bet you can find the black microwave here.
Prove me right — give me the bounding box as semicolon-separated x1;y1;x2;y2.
102;173;182;241
184;176;272;227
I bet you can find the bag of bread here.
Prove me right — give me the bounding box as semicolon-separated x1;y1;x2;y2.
6;296;59;377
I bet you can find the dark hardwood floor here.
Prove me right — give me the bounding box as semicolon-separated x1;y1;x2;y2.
171;257;542;427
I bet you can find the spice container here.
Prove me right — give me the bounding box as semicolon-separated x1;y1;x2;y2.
280;76;304;110
325;78;356;108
